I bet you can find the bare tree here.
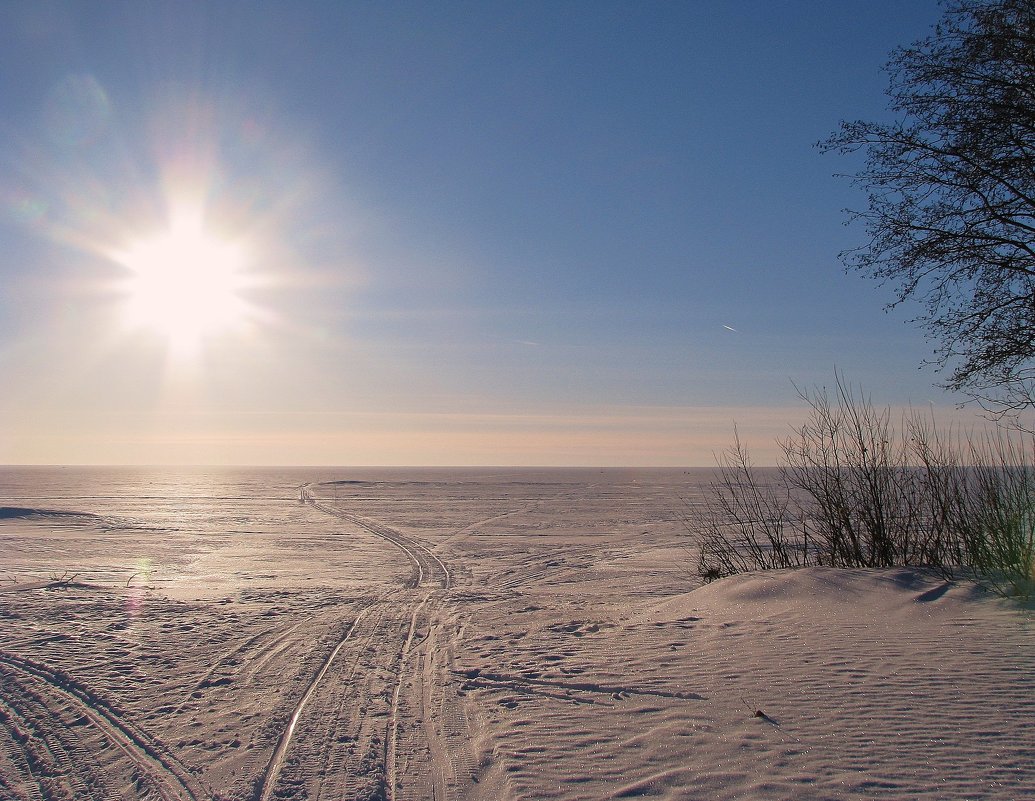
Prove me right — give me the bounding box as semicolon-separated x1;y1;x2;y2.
823;0;1035;420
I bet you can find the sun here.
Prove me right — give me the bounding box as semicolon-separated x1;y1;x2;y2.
114;211;250;354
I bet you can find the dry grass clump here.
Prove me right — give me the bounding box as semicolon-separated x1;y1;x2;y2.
693;375;1035;598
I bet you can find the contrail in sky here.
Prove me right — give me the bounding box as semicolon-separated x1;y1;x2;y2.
722;324;738;332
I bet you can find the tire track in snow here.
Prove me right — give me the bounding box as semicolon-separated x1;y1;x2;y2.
0;652;203;801
256;604;376;801
302;483;458;801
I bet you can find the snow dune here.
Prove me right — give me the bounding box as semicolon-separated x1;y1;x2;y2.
456;564;1034;800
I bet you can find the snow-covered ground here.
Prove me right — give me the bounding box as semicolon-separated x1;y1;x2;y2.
0;467;1031;800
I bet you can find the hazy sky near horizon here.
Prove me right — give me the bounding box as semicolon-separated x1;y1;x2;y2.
2;0;988;466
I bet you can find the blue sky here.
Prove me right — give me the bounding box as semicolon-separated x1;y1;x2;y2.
1;0;979;466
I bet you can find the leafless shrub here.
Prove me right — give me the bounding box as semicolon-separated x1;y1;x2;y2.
691;374;1035;598
695;428;804;581
46;571;79;588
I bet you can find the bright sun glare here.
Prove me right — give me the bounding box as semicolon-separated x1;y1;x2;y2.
114;211;250;354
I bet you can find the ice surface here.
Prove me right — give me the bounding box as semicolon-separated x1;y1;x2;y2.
0;466;1030;800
